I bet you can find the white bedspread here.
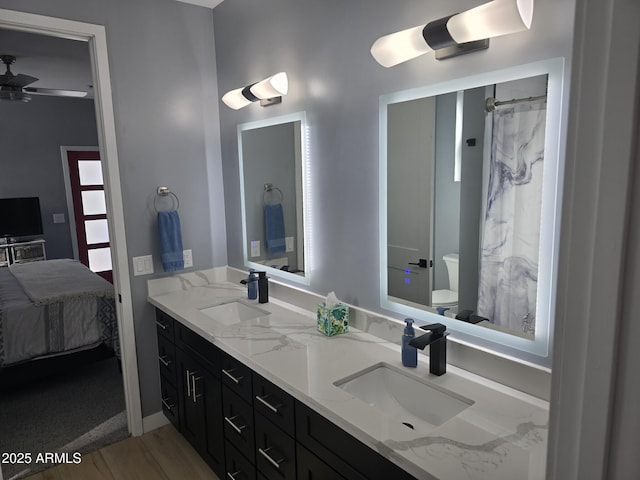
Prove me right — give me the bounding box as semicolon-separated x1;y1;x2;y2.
9;259;114;306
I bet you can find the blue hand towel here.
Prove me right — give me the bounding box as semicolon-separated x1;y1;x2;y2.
158;210;184;272
265;203;286;255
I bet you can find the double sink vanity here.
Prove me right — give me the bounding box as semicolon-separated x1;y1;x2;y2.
148;268;548;480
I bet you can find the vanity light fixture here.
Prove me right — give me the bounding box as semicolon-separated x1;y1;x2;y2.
370;0;534;68
221;72;289;110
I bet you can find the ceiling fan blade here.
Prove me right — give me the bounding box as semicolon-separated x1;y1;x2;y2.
23;87;88;98
0;73;39;88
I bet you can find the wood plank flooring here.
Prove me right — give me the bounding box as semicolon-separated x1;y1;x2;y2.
22;425;220;480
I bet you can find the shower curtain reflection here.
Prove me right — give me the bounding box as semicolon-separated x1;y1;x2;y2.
477;99;547;335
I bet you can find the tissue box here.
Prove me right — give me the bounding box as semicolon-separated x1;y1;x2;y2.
317;303;349;336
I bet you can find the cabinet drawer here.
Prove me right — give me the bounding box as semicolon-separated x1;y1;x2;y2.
157;334;177;384
223;386;255;463
175;322;221;375
226;441;257;480
254;413;296;480
296;402;416;480
155;309;174;340
296;444;345;480
160;379;179;429
221;352;253;401
253;373;295;437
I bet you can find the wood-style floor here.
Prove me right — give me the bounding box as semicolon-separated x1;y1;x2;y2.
23;425;220;480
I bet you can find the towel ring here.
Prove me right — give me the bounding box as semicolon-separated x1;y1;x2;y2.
154;186;180;212
263;183;283;206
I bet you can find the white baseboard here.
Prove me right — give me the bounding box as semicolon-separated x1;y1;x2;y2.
142;411;170;434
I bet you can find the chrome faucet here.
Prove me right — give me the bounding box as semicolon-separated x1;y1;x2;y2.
408;323;447;376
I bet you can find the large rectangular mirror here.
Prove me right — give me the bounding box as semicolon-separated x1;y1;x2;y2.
380;59;564;367
238;112;310;284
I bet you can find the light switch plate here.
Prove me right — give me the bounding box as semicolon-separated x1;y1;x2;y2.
133;255;154;276
251;240;260;257
53;213;66;224
183;249;193;268
285;236;294;252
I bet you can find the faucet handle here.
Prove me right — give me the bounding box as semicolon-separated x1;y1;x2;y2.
420;323;446;336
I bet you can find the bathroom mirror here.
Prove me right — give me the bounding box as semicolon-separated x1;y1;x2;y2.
380;59;564;367
238;112;310;284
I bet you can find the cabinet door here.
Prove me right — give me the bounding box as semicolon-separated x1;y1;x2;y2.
176;348;225;478
177;348;206;450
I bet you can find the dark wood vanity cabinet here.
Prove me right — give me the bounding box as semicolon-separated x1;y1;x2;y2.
154;308;417;480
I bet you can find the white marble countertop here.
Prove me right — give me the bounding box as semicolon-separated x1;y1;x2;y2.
148;272;548;480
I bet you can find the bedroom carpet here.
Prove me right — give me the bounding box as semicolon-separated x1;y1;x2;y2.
0;356;128;480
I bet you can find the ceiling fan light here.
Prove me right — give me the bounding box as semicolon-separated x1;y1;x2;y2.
370;25;433;67
250;72;288;99
446;0;534;44
0;88;31;102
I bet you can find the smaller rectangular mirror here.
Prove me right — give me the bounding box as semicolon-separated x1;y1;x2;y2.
238;112;310;284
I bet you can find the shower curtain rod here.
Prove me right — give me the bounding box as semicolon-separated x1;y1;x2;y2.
485;94;547;112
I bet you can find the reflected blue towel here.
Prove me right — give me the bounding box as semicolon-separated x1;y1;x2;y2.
158;210;184;272
265;203;286;255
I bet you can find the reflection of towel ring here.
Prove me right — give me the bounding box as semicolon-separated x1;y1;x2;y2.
263;183;283;206
154;186;180;212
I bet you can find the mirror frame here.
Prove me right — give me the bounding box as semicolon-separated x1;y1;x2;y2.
238;111;311;285
379;58;565;368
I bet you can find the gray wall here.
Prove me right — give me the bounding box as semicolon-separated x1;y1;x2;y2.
214;0;574;315
0;0;226;417
0;96;98;259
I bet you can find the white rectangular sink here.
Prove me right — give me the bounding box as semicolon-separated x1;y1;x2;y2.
199;301;270;325
334;362;473;431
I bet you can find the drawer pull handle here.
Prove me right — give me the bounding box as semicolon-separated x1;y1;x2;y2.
222;368;244;385
155;320;168;330
158;355;172;367
161;397;175;411
255;394;281;414
227;472;240;480
224;415;246;435
258;447;284;470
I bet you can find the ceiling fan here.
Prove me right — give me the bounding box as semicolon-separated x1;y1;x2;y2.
0;54;88;102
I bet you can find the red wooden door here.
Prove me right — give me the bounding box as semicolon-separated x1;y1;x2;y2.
67;150;113;283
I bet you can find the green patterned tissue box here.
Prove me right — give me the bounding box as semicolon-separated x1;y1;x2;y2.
317;303;349;336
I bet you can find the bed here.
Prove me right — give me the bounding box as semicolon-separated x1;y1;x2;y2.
0;258;119;368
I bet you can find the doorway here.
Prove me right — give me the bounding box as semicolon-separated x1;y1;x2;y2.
0;9;141;480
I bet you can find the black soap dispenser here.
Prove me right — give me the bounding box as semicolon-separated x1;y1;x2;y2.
257;271;269;304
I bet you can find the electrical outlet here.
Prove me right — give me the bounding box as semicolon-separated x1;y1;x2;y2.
53;213;66;224
133;255;154;276
183;249;193;268
285;236;294;252
251;240;261;257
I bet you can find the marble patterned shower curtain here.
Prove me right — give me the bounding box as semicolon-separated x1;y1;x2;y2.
477;101;546;334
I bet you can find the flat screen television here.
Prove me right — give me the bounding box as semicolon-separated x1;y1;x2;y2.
0;197;44;239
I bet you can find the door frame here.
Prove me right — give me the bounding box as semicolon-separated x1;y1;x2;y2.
0;9;143;441
61;146;100;262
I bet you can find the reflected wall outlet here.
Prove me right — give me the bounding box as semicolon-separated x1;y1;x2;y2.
133;255;154;276
285;236;294;253
251;240;260;257
183;249;193;268
53;213;66;224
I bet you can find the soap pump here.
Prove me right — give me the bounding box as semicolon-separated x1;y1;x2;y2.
402;318;418;367
247;269;257;300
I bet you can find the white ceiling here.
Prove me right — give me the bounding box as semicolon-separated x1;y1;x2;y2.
175;0;224;7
